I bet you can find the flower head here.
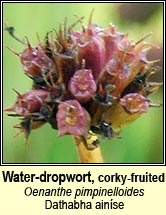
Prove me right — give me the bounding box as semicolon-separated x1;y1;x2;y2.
5;12;161;146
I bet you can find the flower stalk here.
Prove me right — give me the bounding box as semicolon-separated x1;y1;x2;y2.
74;136;104;163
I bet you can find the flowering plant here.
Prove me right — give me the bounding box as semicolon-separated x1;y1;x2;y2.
5;11;162;163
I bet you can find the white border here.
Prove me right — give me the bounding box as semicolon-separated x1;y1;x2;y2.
1;0;165;166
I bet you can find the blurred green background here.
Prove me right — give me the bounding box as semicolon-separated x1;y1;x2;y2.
3;2;163;163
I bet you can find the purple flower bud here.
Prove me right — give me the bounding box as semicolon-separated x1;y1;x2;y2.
5;89;50;116
102;24;124;63
72;22;105;80
69;68;97;102
120;93;149;113
21;45;54;77
56;100;90;136
77;36;105;80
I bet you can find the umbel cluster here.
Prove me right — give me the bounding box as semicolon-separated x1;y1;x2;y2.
5;12;161;148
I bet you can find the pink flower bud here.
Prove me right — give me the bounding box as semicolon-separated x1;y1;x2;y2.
120;93;149;113
102;24;124;62
56;100;90;136
5;89;50;116
98;47;145;98
21;45;54;77
72;21;105;80
77;36;105;80
69;68;96;102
